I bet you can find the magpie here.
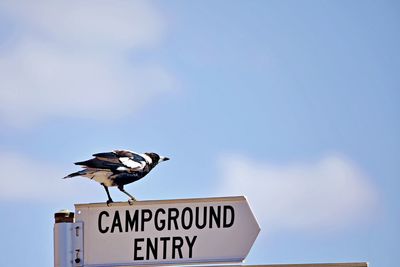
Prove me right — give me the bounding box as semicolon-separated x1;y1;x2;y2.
64;149;169;205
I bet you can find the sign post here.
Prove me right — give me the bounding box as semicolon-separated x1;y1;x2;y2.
54;210;83;267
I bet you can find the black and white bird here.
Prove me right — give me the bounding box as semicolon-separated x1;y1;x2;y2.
64;149;169;204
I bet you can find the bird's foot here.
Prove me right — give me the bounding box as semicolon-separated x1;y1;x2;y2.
106;200;114;207
128;198;136;205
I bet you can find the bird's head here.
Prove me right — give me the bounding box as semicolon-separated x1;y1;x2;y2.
145;152;170;167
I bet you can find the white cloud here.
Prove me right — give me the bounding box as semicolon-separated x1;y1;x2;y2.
0;0;174;127
217;154;378;232
0;0;163;49
0;152;91;201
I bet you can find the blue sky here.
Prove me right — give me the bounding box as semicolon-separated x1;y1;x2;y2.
0;0;399;266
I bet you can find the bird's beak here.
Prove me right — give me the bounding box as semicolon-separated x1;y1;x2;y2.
159;156;170;163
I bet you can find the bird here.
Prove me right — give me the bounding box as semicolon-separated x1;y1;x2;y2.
64;149;169;205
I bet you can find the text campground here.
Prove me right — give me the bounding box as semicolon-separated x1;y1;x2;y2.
97;205;236;260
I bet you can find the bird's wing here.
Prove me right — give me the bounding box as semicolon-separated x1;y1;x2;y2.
113;150;147;169
75;157;122;171
113;150;147;162
88;150;147;171
92;152;121;163
118;157;144;170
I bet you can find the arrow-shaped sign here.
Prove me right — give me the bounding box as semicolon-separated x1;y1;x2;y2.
74;196;260;266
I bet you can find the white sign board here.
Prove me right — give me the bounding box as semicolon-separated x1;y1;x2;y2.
75;196;260;266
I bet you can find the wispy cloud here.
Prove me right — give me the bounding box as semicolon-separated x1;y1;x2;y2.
217;154;378;233
0;151;87;200
0;0;175;128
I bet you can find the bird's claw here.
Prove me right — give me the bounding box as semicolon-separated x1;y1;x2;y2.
128;198;136;205
106;200;113;207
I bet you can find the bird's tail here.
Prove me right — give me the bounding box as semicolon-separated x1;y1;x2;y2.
63;170;88;179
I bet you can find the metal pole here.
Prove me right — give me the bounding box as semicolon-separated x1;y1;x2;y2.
54;210;75;267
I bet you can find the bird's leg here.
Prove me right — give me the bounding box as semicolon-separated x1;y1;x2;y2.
118;185;136;204
102;183;113;206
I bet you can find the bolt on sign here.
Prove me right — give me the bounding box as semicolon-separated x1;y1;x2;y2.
74;196;260;266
